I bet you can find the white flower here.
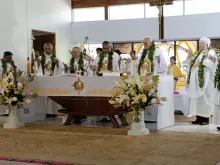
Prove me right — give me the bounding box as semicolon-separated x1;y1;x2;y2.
109;100;116;104
17;82;23;90
151;98;157;104
8;72;14;80
149;89;155;95
146;79;153;85
25;99;31;104
5;97;18;105
2;78;7;84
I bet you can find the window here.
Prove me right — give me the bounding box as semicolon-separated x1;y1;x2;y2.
176;41;198;78
145;3;158;18
185;0;220;15
72;7;105;22
163;1;183;16
109;4;145;20
155;42;175;65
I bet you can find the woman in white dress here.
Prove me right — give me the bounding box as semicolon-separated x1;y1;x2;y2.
212;56;220;130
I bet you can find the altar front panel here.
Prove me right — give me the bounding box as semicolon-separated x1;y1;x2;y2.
30;76;120;97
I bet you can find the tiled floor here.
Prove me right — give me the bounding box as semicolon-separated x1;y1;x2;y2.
20;116;220;135
1;115;220;135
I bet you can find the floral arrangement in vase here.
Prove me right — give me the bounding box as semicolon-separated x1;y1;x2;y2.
109;73;166;136
0;72;38;128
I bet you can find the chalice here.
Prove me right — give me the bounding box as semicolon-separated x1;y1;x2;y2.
89;65;97;76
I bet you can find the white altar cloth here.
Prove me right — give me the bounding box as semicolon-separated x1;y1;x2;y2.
29;75;175;130
144;75;175;130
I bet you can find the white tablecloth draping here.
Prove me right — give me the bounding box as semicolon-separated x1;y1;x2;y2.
27;75;175;129
174;94;189;115
144;75;175;130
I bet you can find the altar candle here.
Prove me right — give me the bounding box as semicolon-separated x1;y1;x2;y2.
147;60;151;73
27;57;32;74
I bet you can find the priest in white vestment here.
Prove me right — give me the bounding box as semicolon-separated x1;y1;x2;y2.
186;37;216;125
93;41;120;74
66;46;93;124
68;47;92;76
36;43;65;116
91;41;120;122
0;51;22;115
211;57;220;130
91;41;128;125
138;37;167;75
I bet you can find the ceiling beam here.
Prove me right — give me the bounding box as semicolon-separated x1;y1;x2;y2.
72;0;174;9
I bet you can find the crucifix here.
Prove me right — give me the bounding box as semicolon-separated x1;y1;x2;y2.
154;0;167;39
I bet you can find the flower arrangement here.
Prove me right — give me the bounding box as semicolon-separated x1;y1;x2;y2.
0;72;38;109
109;73;166;123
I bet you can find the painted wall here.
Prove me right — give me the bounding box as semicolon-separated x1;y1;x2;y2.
0;0;72;71
164;13;220;40
71;13;220;43
71;18;159;43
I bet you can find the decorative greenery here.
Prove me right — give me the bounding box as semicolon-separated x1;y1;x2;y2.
138;49;147;75
187;48;212;88
198;55;206;88
214;53;220;91
96;51;114;74
1;59;17;80
187;51;201;85
69;52;85;75
109;73;166;123
214;64;220;91
40;54;57;75
137;43;156;74
0;72;38;109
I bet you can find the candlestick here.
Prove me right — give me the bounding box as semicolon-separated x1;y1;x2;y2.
27;57;32;74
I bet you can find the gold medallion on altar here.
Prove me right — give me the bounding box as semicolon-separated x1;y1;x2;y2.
72;78;84;95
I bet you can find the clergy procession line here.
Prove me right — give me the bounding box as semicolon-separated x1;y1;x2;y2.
0;36;220;130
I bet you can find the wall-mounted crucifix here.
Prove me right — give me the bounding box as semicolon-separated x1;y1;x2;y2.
153;0;169;40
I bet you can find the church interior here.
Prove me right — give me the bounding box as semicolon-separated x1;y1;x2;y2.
0;0;220;165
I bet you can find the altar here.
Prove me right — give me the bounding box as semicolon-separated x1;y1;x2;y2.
29;75;175;130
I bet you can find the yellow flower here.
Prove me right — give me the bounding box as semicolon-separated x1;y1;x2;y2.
121;73;128;80
138;94;147;103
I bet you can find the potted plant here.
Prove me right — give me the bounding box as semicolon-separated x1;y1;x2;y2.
109;73;166;136
0;72;38;128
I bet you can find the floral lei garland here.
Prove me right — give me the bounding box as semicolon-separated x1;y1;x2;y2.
69;53;84;75
96;51;114;74
187;48;211;88
138;43;156;75
40;54;56;75
1;59;17;80
214;63;220;91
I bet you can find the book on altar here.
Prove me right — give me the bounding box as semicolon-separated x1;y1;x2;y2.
102;72;120;76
